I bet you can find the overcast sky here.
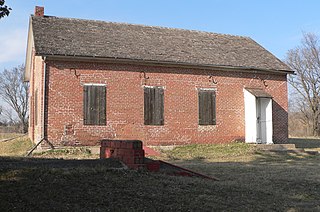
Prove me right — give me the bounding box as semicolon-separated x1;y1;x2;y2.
1;0;320;71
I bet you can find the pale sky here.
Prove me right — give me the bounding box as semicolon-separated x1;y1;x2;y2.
1;0;320;71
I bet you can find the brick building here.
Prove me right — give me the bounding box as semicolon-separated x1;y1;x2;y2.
25;7;293;148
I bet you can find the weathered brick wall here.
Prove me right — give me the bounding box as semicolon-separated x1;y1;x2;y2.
38;60;288;146
28;54;44;144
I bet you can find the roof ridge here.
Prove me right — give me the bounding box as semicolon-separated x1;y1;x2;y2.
32;15;251;40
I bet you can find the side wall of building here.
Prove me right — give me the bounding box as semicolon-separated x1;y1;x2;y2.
28;55;44;144
36;60;288;146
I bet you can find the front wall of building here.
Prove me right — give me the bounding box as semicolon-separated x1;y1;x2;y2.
43;60;288;146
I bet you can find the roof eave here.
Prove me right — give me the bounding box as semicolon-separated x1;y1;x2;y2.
39;54;293;75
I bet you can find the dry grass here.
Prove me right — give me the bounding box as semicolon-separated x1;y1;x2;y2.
0;133;23;141
1;138;320;211
155;140;320;211
32;147;99;159
157;142;256;162
0;135;32;156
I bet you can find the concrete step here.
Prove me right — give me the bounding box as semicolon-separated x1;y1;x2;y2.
303;150;319;155
254;144;297;151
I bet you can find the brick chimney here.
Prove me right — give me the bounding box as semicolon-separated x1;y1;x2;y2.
34;6;44;17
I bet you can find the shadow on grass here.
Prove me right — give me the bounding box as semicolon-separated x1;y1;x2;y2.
0;156;123;170
166;150;320;211
1;151;320;211
254;150;319;162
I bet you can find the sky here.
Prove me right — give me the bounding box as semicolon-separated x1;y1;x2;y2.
1;0;320;72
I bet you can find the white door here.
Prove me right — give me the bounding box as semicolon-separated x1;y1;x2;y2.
256;98;262;143
244;89;273;144
244;89;257;143
256;98;273;144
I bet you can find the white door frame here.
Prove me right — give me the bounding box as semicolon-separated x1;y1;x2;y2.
244;89;273;144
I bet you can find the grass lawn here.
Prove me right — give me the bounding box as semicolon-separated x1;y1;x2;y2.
0;135;33;156
161;143;320;211
0;133;24;141
1;138;320;211
32;147;99;159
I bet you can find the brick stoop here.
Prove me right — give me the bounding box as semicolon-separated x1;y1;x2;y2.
99;139;219;180
100;140;145;169
143;146;161;157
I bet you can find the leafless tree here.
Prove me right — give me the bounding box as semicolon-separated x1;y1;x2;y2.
286;33;320;136
1;107;18;124
0;64;29;133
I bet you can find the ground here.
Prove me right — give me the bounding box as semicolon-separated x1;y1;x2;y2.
1;135;320;211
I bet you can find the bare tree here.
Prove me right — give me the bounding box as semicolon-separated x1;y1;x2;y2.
0;65;29;133
1;107;18;124
286;33;320;136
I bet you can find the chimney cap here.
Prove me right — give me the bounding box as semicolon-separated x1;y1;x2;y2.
34;6;44;17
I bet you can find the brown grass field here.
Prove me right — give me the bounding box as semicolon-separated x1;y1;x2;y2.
1;135;320;211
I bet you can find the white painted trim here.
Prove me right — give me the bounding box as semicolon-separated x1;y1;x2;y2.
41;59;46;141
144;85;165;89
83;83;107;86
24;17;34;82
264;98;273;144
198;88;216;91
244;89;257;143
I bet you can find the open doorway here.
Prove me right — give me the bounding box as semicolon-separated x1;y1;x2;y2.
244;88;273;144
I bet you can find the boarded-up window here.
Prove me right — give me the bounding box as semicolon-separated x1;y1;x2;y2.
34;89;38;126
144;86;164;125
83;85;106;125
199;89;216;125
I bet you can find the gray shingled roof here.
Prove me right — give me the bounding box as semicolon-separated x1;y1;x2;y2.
31;16;290;72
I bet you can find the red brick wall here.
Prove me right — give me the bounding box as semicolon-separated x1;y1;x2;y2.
39;60;288;146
